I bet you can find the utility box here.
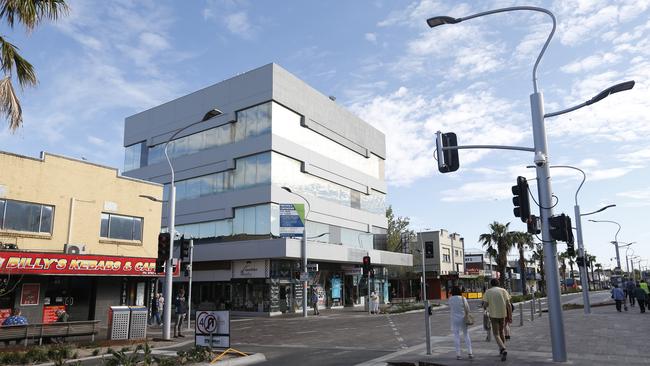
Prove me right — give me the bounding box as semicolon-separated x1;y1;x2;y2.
107;306;131;340
128;306;148;340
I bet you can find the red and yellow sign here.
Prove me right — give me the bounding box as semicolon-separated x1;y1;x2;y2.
0;251;174;276
42;305;66;324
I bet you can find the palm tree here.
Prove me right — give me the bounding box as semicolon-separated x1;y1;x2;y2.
558;251;568;292
595;263;603;289
0;0;69;131
479;222;515;288
530;242;545;295
587;254;597;290
512;231;534;295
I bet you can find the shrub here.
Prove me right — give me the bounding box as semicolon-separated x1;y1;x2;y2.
92;349;100;356
25;347;49;364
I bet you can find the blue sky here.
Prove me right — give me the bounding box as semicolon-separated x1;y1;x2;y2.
1;0;648;271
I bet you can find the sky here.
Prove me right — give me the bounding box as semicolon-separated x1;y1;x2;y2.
0;0;648;271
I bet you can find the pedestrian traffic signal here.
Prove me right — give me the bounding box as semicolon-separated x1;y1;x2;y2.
362;256;371;276
180;236;190;260
435;131;460;173
548;214;575;249
158;233;170;259
527;215;541;235
512;176;531;222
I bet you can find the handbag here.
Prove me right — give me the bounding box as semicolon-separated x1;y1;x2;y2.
464;298;474;325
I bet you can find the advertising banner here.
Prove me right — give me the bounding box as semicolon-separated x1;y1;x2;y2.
0;251;176;277
279;203;305;238
331;277;341;300
20;283;40;305
42;305;66;323
232;259;269;279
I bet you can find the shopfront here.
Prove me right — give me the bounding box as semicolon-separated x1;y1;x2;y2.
0;251;162;326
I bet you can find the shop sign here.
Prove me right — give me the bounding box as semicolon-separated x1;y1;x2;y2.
21;283;40;305
279;203;305;238
0;251;175;277
195;310;230;348
342;265;362;276
232;260;269;278
465;255;483;263
42;305;66;324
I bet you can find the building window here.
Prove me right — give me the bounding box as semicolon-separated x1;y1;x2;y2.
0;199;53;234
124;141;145;172
100;213;142;241
455;250;459;256
425;241;434;258
443;248;451;262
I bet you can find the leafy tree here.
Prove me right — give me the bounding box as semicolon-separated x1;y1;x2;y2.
386;205;413;252
478;221;515;288
0;0;68;131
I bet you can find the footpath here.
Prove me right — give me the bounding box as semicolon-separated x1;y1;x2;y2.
366;291;647;365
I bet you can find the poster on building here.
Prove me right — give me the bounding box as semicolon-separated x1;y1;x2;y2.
232;260;269;279
279;203;305;238
195;310;230;348
331;277;341;300
42;305;66;323
20;283;40;305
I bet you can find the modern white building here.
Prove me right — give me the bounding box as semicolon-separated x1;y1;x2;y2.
122;63;412;315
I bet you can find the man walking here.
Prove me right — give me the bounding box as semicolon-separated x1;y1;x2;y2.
612;284;626;312
150;293;162;326
174;288;188;337
634;282;647;313
483;279;511;362
626;280;636;307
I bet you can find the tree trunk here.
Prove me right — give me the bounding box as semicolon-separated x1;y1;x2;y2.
519;246;527;295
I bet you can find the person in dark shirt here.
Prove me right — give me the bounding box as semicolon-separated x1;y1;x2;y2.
174;288;188;337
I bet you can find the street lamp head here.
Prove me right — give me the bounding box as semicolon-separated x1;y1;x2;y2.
586;80;635;106
426;16;461;28
138;194;163;203
202;108;223;121
281;186;292;193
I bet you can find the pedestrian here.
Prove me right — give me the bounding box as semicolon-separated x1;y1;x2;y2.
311;288;320;315
483;279;511;361
370;291;379;314
150;293;162;326
640;280;649;296
173;288;187;338
1;308;28;326
626;280;636;307
634;283;647;313
612;284;626;312
448;286;473;360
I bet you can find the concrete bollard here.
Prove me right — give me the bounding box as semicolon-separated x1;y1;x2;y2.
538;298;542;317
519;303;524;326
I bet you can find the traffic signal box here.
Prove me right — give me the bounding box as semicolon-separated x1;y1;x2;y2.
180;235;190;260
156;233;171;273
437;132;460;173
362;256;371;276
512;176;531;222
549;214;575;255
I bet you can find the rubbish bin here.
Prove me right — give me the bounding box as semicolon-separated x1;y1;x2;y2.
107;306;131;340
129;306;148;340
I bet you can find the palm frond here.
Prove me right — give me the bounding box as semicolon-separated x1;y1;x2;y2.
0;0;69;31
0;35;37;88
0;76;22;131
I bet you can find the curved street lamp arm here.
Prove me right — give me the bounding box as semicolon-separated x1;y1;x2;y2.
588;219;621;243
580;204;616;217
546;165;585;206
545;81;635;118
281;187;311;218
429;6;555;93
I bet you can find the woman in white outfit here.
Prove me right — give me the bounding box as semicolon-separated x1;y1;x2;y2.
448;286;473;360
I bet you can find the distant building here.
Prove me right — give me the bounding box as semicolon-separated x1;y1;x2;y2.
413;229;465;299
122;63;412;314
0;151;163;326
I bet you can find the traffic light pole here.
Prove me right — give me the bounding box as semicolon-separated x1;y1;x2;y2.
530;92;567;361
187;239;193;330
163;185;175;341
419;233;431;355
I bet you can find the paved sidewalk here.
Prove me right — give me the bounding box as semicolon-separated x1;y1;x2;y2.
373;295;646;365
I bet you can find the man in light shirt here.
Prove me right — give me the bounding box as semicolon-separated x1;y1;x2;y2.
483;279;512;362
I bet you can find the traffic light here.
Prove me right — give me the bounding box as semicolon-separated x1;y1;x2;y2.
362;256;371;276
527;215;541;235
548;214;575;254
435;132;460;173
512;176;531;222
180;236;190;260
576;257;585;267
158;233;170;259
369;268;375;278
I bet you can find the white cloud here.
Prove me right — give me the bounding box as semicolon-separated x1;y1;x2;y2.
440;180;512;202
365;33;378;44
560;53;621;73
203;0;259;39
616;188;650;206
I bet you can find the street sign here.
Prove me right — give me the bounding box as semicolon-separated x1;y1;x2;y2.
279;203;305;238
195;310;230;348
306;263;318;272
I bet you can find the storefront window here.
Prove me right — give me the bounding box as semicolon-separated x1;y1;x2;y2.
0;199;54;234
231;279;270;312
100;213;142;241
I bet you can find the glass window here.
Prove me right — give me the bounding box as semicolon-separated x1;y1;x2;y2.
101;213;142;241
255;205;270;234
1;199;54;234
243;206;256;234
124;142;144;172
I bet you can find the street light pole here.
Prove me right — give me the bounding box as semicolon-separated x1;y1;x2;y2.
187;239;194;330
282;187;310;317
588;220;622;270
162;108;222;340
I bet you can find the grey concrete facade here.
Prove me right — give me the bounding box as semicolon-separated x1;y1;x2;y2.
123;63;409;269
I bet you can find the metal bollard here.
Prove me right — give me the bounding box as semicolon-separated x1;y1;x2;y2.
519;303;524;326
538;298;542;317
530;297;535;321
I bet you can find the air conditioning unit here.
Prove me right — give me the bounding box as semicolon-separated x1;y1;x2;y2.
64;244;87;254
